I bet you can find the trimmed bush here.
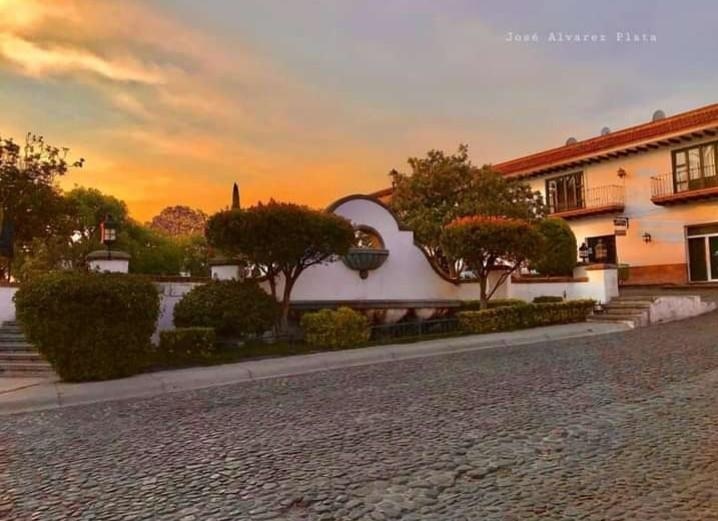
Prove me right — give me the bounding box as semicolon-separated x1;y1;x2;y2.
532;218;577;276
532;295;564;303
460;298;525;311
14;272;160;382
301;307;370;349
157;327;217;365
458;300;594;334
173;280;277;337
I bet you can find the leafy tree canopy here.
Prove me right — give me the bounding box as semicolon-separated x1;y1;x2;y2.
206;200;355;329
389;144;544;277
0;133;83;280
148;205;208;236
441;216;543;308
531;218;577;276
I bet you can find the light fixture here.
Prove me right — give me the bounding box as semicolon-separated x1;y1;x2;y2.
100;214;118;259
642;232;652;243
578;242;590;263
617;168;627;178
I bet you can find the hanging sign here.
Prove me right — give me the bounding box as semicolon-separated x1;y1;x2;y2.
613;217;629;236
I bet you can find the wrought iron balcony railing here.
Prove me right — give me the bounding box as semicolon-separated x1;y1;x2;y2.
548;184;624;218
651;169;718;204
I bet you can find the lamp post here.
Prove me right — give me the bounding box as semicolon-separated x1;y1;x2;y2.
100;214;117;260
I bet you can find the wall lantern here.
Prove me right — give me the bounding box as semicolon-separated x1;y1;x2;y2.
617;168;627;179
578;242;590;263
100;214;118;258
642;232;652;243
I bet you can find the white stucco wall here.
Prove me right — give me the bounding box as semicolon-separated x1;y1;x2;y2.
154;282;205;341
528;136;718;270
0;286;17;323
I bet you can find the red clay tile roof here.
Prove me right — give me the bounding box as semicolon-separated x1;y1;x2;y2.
494;103;718;177
370;103;718;198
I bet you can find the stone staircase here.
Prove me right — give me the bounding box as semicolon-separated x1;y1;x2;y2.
0;321;54;377
587;294;716;328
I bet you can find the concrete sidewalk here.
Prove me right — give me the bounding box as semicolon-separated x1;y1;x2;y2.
0;321;628;415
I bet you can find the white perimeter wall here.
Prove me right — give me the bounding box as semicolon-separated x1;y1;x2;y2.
0;287;17;323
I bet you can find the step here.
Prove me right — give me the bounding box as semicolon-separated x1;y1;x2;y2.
606;301;653;310
605;307;649;315
0;327;22;335
612;296;658;303
0;352;44;362
588;313;647;327
0;362;54;377
0;342;35;352
0;334;25;342
1;321;19;327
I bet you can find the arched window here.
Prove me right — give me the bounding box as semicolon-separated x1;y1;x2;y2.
353;226;385;250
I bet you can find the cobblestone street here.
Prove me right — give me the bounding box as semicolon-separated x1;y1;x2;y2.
3;312;718;520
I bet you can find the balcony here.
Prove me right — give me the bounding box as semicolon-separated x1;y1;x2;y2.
548;185;625;219
651;170;718;205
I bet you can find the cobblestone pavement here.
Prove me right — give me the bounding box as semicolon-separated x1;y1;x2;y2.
3;312;718;520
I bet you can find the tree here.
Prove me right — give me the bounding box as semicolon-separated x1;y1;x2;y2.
206;201;355;330
389;145;544;277
441;216;543;309
531;218;577;276
0;133;83;280
10;187;128;280
148;205;208;236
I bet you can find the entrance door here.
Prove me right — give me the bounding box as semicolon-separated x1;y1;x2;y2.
710;236;718;281
688;237;708;282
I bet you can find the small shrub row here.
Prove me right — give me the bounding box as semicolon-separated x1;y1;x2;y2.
459;298;525;311
532;295;564;303
157;327;217;366
458;300;595;334
14;272;160;382
300;307;370;349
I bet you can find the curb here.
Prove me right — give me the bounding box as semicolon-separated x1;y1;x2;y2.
0;322;629;415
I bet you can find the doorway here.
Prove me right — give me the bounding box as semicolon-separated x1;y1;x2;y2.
686;224;718;282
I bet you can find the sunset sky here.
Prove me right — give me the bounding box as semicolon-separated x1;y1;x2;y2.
1;0;717;221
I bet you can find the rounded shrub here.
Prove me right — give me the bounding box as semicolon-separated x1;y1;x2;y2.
173;280;277;337
300;307;370;349
532;218;577;276
13;272;160;382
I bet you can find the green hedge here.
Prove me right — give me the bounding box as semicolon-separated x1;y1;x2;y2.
459;298;526;311
157;327;217;365
458;300;595;334
300;307;370;349
532;295;564;303
173;280;277;337
14;272;160;382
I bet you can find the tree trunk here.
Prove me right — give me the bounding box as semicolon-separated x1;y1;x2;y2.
479;275;489;310
279;276;295;334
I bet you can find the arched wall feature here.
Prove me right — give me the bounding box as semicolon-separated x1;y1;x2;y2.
283;196;497;303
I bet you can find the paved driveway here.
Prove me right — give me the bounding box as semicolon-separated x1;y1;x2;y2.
3;311;718;520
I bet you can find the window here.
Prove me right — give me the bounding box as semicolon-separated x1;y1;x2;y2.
672;142;718;192
586;235;617;264
546;172;584;213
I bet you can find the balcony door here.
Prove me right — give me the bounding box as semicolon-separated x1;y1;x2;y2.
673;143;718;193
546;172;584;213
